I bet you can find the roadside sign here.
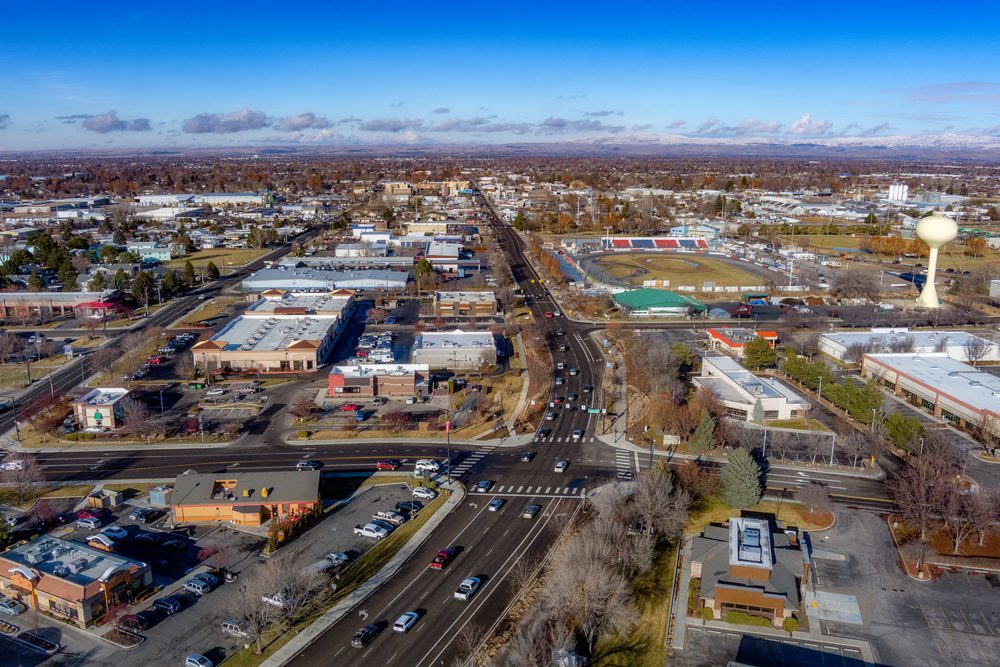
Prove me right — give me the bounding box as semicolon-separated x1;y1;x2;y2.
63;344;73;358
587;408;601;414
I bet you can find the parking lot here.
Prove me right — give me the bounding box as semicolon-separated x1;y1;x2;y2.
677;626;867;667
812;509;1000;667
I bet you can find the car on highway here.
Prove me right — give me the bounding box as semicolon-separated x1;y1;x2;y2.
375;459;400;470
412;487;438;500
521;504;541;519
520;451;535;462
554;460;569;472
351;623;379;648
558;343;569;352
538;428;552;438
76;517;101;530
568;367;579;376
545;411;557;421
340;403;360;411
554;377;565;385
544;312;554;318
393;611;419;633
571;430;583;440
556;362;565;370
295;459;321;470
474;480;493;493
567;393;578;402
414;459;440;472
582;384;593;393
454;576;481;601
488;499;505;512
185;655;213;667
555;329;565;336
429;547;456;570
101;526;129;540
0;458;24;472
325;552;349;567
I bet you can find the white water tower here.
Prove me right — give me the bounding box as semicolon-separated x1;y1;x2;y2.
915;214;958;308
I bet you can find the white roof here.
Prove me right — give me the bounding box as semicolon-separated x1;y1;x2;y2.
77;387;129;406
435;290;497;304
822;328;996;354
415;329;494;350
330;363;429;378
864;353;1000;415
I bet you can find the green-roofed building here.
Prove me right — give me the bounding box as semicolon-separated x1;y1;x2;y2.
613;288;706;318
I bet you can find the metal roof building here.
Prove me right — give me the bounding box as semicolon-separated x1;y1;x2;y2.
613;288;706;317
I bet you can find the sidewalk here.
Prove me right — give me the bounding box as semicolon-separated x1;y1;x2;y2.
692;617;877;663
282;433;536;449
2;438;234;453
261;481;467;667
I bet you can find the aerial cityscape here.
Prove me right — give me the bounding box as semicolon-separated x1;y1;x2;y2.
1;3;1000;667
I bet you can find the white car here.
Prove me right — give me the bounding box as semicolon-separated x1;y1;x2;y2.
393;611;419;633
205;387;226;397
412;487;438;500
454;577;481;601
76;517;101;530
554;460;569;473
0;459;24;472
101;526;129;540
414;459;440;473
185;655;213;667
0;597;26;616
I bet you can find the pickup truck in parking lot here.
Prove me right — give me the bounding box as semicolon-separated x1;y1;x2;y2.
372;510;406;526
353;523;390;539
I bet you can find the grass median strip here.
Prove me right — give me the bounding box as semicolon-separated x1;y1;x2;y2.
223;491;448;667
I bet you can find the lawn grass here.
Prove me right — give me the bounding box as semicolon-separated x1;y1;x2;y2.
178;296;241;326
590;253;761;286
165;247;270;269
0;483;95;510
221;492;448;667
684;496;833;537
104;303;171;328
0;356;72;389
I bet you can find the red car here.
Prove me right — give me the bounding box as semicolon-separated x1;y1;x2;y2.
731;304;753;318
544;312;554;318
428;548;456;570
340;403;360;412
375;460;400;470
147;356;164;364
76;509;99;520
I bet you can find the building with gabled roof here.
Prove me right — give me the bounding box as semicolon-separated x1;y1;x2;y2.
707;327;779;358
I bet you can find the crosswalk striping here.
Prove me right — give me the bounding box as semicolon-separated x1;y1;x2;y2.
615;450;633;480
447;445;495;478
491;485;585;497
535;436;597;444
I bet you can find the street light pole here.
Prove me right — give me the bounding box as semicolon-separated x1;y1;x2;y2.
446;411;452;486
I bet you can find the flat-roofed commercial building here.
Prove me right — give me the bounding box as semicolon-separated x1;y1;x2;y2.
860;353;1000;432
328;363;429;397
820;328;1000;363
411;329;497;370
0;536;152;628
706;327;778;358
432;291;498;318
693;354;810;421
191;290;354;372
171;470;321;527
242;267;408;292
0;290;120;320
73;388;130;430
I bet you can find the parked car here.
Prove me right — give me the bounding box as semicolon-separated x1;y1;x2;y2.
395;501;423;515
325;552;349;567
0;596;26;616
351;623;379;648
521;504;541;519
393;611;419;633
205;387;226;397
261;591;298;608
76;509;99;520
153;596;182;615
582;384;593;393
76;517;101;530
101;526;129;540
372;510;406;526
161;539;187;553
353;523;390;539
375;459;400;470
412;487;438;500
0;457;24;472
340;403;360;412
429;548;456;570
183;577;214;596
454;576;481;601
185;655;213;667
220;618;249;638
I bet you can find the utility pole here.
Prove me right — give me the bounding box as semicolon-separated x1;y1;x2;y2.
445;411;452;486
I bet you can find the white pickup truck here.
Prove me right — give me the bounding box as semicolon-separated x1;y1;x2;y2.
353;523;389;539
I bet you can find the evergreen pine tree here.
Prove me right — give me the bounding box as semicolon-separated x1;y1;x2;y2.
688;411;716;453
742;336;777;370
206;261;220;280
751;399;764;422
27;270;45;291
183;260;197;286
720;448;763;509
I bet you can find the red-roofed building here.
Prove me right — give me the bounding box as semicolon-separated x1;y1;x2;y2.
707;327;778;358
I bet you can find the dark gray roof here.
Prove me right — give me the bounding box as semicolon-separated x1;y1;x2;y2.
171;470;320;507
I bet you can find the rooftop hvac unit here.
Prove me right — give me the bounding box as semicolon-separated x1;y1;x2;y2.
68;557;89;574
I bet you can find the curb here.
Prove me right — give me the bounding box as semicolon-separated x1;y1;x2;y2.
260;483;467;666
884;515;934;582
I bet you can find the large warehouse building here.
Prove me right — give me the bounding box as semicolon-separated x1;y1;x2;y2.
242;267;408;293
860;353;1000;432
820;328;1000;363
192;290;354;372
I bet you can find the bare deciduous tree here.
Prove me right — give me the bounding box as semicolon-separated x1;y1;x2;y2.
1;453;45;504
889;457;949;541
839;431;875;468
963;336;993;367
796;483;831;514
766;430;795;462
941;485;979;555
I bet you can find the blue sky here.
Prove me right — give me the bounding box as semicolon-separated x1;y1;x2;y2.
2;0;1000;150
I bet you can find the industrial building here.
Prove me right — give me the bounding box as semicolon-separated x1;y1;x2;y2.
691;517;809;627
328;363;429;397
860;353;1000;432
191;290;354;372
693;354;810;421
613;288;706;318
241;267;408;293
73;388;130;431
0;536;152;629
0;290;120;320
411;329;497;370
432;291;498;318
170;470;321;527
706;328;779;358
819;328;1000;363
